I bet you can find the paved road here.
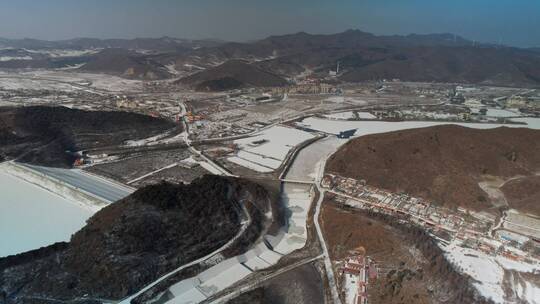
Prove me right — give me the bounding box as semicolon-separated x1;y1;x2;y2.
314;153;342;304
22;164;133;202
208;254;324;304
117;203;252;304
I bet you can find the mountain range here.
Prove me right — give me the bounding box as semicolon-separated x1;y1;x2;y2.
1;30;540;86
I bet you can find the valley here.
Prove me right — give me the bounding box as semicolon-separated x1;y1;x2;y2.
1;29;540;304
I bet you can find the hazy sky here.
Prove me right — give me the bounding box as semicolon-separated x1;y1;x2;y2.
0;0;539;47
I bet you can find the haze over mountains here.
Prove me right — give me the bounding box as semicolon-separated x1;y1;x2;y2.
2;30;540;86
0;36;223;52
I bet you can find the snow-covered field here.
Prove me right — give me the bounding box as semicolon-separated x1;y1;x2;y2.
401;109;458;120
356;111;377;119
24;48;100;58
0;168;94;257
324;111;356;120
167;242;283;303
228;156;274;173
197;258;253;296
325;96;345;103
227;125;314;172
323;111;376;120
486;108;521;118
343;269;361;304
13;70;144;92
297;117;540;137
0;56;32;61
511;117;540;129
0;77;79;91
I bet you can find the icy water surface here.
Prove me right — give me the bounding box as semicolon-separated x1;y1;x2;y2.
0;170;93;257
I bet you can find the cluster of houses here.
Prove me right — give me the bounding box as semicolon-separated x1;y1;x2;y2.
337;249;377;304
322;174;540;264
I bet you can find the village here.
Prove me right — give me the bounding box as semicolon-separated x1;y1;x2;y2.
322;174;540;303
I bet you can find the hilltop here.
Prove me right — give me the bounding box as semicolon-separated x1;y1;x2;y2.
0;106;176;167
326;125;540;212
78;48;172;79
0;175;271;303
177;59;288;91
175;30;540;87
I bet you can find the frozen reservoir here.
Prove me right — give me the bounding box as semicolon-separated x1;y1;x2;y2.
0;169;94;257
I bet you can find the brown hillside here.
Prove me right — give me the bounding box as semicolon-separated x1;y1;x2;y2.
501;176;540;215
180;30;540;87
79;48;171;80
177;59;288;91
326;125;540;211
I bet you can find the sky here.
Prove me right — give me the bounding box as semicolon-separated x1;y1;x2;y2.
0;0;539;47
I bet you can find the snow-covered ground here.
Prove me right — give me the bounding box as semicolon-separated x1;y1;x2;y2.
486;108;521;118
343;273;358;304
227;125;314;172
356;111;377;119
227;156;274;173
289;117;540;303
166;243;280;304
197;258;253;296
324;111;356;120
164;63;180;75
164;183;313;303
26;49;100;58
124;132;172;147
123;129;188;147
0;56;32;61
265;183;313;255
198;160;225;175
401;109;458;120
323;111;376;120
443;240;540;304
236;150;282;169
0;167;94;257
325;96;345;103
297;117;540;137
0;77;79;91
163;150;316;303
285;136;346;181
20;163;133;203
14;70;144;92
511;117;540;129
